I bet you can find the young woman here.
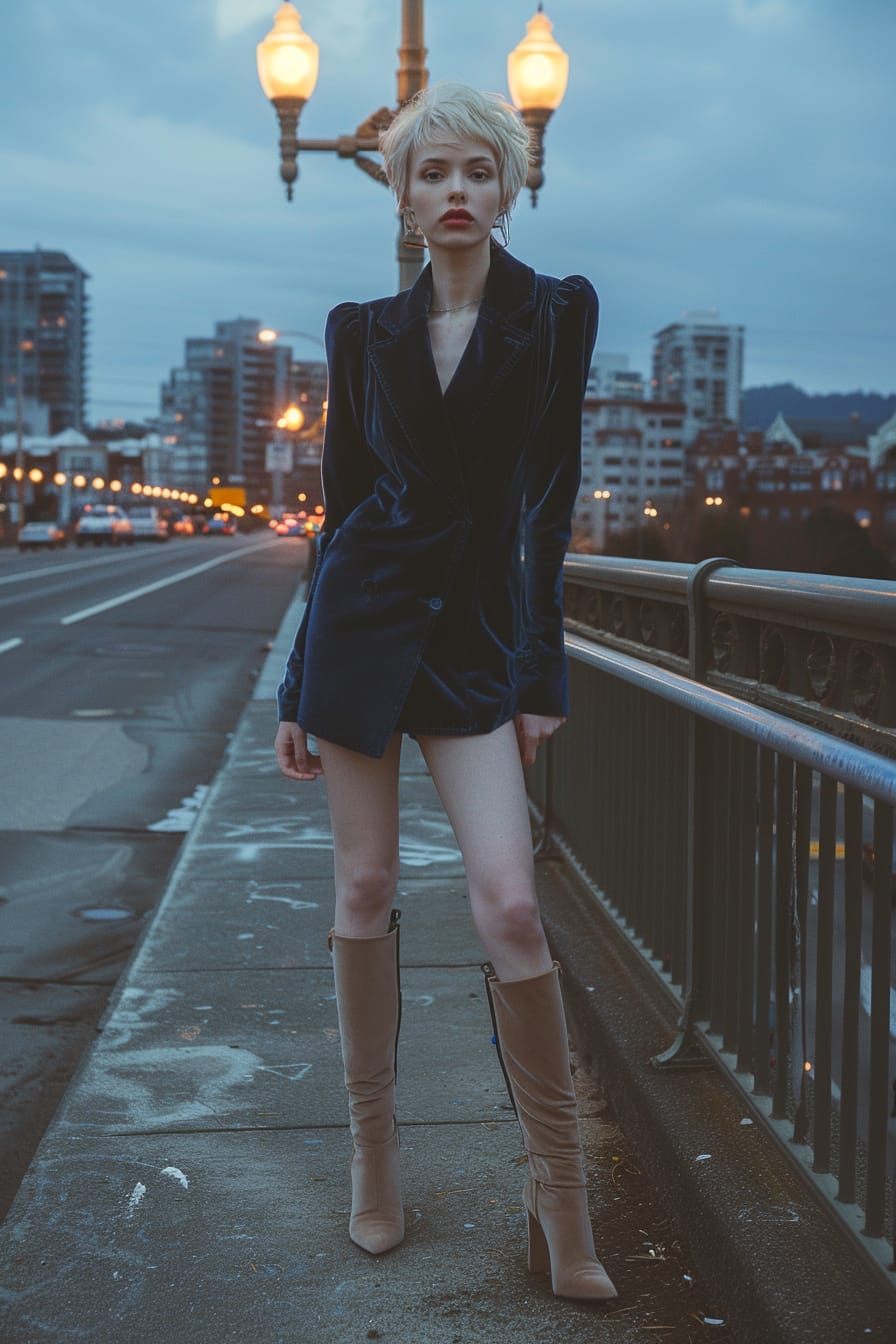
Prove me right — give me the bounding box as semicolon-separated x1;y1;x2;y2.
274;82;616;1302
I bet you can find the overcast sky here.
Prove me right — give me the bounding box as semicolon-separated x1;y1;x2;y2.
3;0;893;422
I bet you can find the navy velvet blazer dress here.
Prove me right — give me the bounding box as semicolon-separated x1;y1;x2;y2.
276;244;598;759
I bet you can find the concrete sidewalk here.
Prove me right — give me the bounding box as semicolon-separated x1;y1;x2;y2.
0;589;719;1344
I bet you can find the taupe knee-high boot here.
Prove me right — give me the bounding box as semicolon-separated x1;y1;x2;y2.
329;910;404;1254
484;960;618;1301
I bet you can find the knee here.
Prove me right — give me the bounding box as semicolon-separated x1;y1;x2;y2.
335;856;399;916
473;883;544;946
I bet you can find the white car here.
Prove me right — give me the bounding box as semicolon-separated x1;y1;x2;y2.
75;505;135;547
128;506;169;542
18;520;67;551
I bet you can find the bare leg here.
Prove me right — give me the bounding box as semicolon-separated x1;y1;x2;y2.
415;720;552;981
316;732;403;936
314;732;406;1254
414;723;614;1298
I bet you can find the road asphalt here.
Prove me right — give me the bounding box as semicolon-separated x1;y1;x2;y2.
0;582;893;1343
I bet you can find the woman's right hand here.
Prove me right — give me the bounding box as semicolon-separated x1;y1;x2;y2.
275;722;324;782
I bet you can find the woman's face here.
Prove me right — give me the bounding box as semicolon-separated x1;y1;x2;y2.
405;138;503;252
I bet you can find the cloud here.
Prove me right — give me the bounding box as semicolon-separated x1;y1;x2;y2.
729;0;799;28
215;0;275;40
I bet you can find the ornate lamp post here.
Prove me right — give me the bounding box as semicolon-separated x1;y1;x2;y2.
256;2;569;286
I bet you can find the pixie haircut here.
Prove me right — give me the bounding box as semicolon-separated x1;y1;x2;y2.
379;81;531;209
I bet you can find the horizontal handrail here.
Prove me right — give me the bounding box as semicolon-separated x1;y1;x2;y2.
564;555;896;640
565;633;896;804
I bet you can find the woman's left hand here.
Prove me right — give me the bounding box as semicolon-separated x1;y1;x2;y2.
513;712;567;767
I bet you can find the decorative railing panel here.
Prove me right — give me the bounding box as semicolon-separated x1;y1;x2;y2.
530;556;896;1287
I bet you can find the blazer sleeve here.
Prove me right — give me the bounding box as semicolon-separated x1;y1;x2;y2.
517;275;598;717
277;302;382;723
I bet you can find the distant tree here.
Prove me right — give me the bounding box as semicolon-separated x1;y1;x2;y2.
690;509;752;565
603;524;672;561
802;507;891;579
569;523;599;555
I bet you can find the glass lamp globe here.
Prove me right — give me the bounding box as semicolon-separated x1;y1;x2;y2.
507;7;569;113
257;4;319;102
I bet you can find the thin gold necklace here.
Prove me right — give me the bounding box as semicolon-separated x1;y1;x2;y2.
429;296;484;315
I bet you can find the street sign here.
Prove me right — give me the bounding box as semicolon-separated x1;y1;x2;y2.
266;440;293;472
208;485;246;509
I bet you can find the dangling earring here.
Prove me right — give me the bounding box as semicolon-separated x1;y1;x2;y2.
401;208;427;250
493;209;511;248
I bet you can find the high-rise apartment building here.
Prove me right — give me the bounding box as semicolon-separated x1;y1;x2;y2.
160;318;292;496
0;249;89;434
652;312;744;443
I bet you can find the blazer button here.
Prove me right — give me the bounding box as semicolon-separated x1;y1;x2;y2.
361;578;379;594
429;597;443;611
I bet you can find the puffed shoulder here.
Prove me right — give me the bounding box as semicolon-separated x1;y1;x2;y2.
554;273;599;320
324;301;362;357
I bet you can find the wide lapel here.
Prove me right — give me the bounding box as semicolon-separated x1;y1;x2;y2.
368;265;462;501
443;247;536;426
368;248;537;503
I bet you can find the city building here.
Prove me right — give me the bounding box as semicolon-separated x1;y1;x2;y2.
692;414;896;557
0;249;89;434
0;427;176;534
652;311;744;443
285;358;328;513
160;318;293;499
575;395;686;549
586;353;645;401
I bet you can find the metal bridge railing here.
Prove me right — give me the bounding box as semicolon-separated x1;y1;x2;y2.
530;555;896;1283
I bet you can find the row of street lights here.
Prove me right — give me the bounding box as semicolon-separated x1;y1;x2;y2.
0;462;202;505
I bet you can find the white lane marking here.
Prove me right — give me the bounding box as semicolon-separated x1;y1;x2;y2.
0;638;23;656
0;548;158;587
60;540;277;625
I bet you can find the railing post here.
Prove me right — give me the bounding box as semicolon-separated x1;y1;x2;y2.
652;556;737;1069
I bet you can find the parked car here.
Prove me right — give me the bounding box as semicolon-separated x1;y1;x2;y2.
128;505;169;542
75;505;135;547
18;520;67;551
205;512;237;536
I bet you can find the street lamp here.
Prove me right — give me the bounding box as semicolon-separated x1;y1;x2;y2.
258;327;324;351
590;487;611;551
278;404;305;433
256;2;569;285
507;3;570;206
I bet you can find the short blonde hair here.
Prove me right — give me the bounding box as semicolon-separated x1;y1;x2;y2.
379;81;531;210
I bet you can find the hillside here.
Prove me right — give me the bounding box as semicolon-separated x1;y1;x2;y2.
742;384;896;432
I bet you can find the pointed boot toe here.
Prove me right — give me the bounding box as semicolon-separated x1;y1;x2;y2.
525;1179;618;1301
348;1131;404;1255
